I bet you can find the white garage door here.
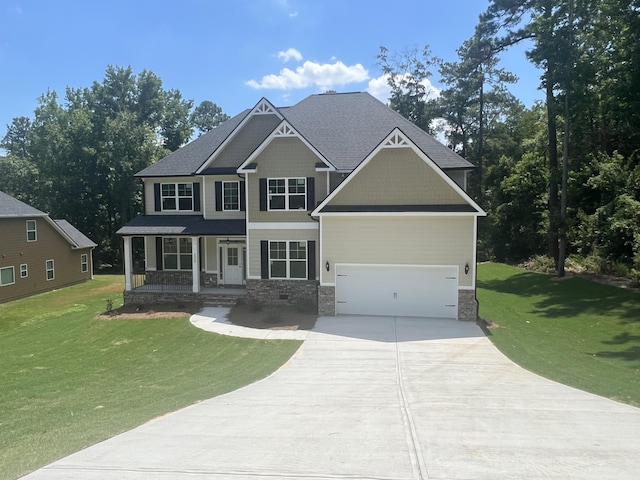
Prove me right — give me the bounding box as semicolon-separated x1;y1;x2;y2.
335;264;458;319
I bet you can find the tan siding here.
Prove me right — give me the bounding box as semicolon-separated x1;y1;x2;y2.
143;177;202;215
205;237;218;271
202;176;246;220
248;137;327;223
0;218;92;303
329;149;467;206
213;114;282;168
247;228;319;278
320;216;474;287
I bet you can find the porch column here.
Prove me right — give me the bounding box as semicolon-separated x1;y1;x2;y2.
191;236;200;293
123;236;133;291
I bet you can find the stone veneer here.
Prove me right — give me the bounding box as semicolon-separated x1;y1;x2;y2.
316;286;478;321
123;290;204;306
246;279;318;307
318;285;336;316
457;289;479;321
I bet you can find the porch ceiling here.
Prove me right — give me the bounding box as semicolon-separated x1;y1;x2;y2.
117;215;245;236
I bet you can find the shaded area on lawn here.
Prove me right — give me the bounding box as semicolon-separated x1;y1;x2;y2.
478;263;640;406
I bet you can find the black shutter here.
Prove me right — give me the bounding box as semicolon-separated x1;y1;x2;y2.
307;240;316;280
240;181;246;211
155;237;163;271
259;178;267;211
215;181;222;211
154;183;161;212
260;240;269;279
193;182;201;212
306;177;315;211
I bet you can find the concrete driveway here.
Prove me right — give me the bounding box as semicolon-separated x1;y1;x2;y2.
24;313;640;479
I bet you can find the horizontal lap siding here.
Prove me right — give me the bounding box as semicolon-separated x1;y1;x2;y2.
0;218;92;303
247;137;327;223
248;228;319;278
329;149;467;206
321;216;474;287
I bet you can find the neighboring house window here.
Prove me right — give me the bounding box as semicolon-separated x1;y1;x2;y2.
223;181;240;211
269;241;307;279
163;238;192;270
26;220;37;242
20;264;28;278
0;266;15;286
161;183;193;211
45;260;55;281
81;254;89;273
268;178;306;210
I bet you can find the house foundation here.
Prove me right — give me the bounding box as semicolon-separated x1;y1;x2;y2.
246;279;318;308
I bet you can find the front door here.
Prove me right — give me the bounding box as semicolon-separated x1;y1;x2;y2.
223;245;244;285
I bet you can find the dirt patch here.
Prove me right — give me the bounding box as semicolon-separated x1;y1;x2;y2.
227;303;317;331
97;303;202;320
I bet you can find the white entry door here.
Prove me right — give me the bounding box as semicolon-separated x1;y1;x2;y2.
335;264;459;319
223;245;244;285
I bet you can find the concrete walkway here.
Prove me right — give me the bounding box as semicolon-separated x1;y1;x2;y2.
23;310;640;479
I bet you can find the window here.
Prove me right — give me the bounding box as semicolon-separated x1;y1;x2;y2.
268;178;306;210
161;183;193;211
81;254;89;273
223;181;240;211
20;264;28;278
0;266;15;286
26;220;37;242
269;241;307;279
45;259;55;281
163;238;192;270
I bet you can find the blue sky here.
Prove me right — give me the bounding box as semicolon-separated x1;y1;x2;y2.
0;0;543;141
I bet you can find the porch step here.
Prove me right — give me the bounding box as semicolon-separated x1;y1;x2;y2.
202;295;243;308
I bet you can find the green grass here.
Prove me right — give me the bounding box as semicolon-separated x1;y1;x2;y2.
0;276;301;480
478;263;640;407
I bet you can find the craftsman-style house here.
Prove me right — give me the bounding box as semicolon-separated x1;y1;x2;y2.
117;92;485;320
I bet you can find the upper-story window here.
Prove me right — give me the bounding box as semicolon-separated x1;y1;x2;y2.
268;178;306;210
161;183;193;211
223;181;240;211
26;220;37;242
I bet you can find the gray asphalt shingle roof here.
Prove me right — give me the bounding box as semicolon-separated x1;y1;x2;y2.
116;215;246;236
53;219;97;249
0;190;47;217
135;92;473;177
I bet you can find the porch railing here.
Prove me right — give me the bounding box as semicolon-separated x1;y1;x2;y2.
131;272;194;292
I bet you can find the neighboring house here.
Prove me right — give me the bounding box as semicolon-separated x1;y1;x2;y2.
117;92;486;320
0;191;97;304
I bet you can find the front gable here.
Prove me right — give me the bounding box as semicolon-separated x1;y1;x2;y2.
313;129;485;216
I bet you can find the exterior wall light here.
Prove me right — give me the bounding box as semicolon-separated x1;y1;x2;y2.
464;263;470;275
325;261;330;272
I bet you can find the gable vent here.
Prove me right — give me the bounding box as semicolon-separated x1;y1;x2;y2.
274;123;297;137
252;100;277;115
385;131;410;148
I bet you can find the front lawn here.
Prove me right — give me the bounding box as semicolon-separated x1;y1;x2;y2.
0;276;301;480
478;263;640;407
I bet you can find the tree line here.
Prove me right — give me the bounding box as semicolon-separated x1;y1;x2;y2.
0;66;228;268
379;0;640;282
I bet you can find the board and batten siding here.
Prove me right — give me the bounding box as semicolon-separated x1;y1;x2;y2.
329;149;467;206
0;218;92;303
247;227;319;278
247;137;328;223
320;216;475;287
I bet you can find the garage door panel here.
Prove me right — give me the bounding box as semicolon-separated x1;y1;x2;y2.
335;265;458;319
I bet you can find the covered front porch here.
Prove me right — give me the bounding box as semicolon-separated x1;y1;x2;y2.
117;215;247;304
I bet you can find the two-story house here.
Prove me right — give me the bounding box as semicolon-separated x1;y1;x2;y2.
0;191;96;304
117;92;486;320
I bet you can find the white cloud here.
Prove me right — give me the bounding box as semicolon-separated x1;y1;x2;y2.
246;60;369;91
277;48;302;63
366;73;440;105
